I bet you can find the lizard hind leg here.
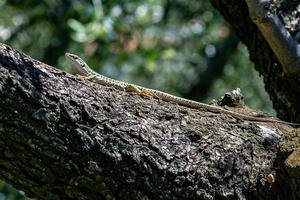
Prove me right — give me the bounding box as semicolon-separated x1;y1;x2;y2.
76;74;97;81
125;84;160;99
125;84;141;93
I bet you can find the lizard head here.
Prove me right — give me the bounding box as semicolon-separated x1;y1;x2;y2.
65;53;89;75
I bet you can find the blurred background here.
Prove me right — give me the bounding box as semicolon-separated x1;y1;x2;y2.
0;0;273;199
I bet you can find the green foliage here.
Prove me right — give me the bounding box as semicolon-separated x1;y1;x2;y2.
0;0;274;198
207;44;275;114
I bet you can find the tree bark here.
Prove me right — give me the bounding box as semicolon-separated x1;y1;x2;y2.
211;0;300;122
0;42;298;200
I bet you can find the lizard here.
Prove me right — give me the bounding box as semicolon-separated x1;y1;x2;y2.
65;52;300;127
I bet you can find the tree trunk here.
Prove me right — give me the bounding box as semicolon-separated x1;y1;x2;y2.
211;0;300;122
0;42;299;199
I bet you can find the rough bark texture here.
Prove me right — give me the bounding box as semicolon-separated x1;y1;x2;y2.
0;43;296;199
211;0;300;122
211;1;300;199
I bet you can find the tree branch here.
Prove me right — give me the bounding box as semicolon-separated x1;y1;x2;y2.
211;0;300;123
245;0;300;76
0;43;298;199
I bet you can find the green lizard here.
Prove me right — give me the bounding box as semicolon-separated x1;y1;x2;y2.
65;53;300;126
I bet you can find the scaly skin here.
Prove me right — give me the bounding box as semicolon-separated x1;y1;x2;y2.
65;53;300;126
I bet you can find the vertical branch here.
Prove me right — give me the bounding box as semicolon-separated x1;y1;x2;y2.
245;0;300;76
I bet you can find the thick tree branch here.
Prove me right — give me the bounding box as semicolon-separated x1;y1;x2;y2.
0;43;298;199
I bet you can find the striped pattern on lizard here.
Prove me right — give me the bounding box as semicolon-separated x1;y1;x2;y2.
65;53;300;127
